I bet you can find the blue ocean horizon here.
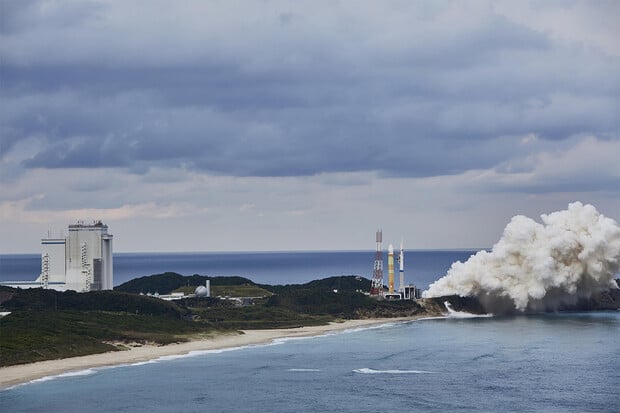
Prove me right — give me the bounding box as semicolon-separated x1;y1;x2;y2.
0;249;480;290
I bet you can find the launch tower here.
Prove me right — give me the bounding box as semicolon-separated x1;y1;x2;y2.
398;241;405;293
388;244;395;293
370;229;384;296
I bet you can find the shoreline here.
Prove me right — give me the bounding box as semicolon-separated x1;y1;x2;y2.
0;316;424;389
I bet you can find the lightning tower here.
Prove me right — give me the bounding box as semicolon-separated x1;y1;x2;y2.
370;229;384;296
398;241;405;292
388;244;395;293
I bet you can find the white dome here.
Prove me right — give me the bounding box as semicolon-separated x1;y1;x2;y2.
195;285;209;297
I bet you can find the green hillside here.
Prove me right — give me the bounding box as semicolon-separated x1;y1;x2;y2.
115;272;256;295
0;273;426;367
261;275;372;294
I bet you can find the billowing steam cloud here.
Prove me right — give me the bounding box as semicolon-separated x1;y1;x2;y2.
424;202;620;312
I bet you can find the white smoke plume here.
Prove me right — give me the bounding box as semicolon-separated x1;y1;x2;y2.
424;202;620;312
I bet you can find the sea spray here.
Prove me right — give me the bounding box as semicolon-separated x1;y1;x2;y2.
423;202;620;312
443;301;493;318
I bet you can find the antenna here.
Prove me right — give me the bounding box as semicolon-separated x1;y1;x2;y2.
370;229;384;296
398;240;405;292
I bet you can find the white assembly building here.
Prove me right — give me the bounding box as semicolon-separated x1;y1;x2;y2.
2;221;113;292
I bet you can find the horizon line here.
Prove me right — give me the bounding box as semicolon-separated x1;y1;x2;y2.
0;247;489;256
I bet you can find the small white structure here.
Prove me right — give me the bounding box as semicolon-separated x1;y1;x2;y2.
195;280;211;297
1;221;113;292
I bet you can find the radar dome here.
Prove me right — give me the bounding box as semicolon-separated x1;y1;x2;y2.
195;285;209;297
194;285;209;297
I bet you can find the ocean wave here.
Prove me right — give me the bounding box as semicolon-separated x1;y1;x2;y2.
353;368;434;374
287;368;322;372
272;335;320;345
4;368;99;390
55;369;98;378
340;322;401;335
416;316;449;321
272;323;403;344
141;343;272;364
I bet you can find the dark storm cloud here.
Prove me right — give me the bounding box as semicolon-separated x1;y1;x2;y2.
1;1;618;183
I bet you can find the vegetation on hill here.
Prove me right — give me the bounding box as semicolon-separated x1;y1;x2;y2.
0;310;211;366
261;275;371;295
115;272;255;295
1;288;182;317
0;273;426;367
266;289;425;318
0;286;215;366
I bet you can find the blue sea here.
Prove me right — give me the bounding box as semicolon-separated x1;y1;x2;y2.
1;251;619;412
0;250;477;289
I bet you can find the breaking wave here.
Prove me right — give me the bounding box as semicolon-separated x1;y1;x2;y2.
353;368;434;374
287;368;322;372
424;202;620;312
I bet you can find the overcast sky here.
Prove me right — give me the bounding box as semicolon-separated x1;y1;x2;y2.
1;0;618;253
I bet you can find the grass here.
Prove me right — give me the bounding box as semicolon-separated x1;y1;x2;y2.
193;306;331;330
0;310;214;366
0;307;330;366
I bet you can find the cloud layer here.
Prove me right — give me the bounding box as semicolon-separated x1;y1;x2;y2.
1;1;618;252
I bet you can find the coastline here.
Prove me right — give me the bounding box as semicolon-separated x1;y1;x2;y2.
0;316;423;389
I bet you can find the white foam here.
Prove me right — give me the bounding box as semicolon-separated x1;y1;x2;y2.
340;322;400;335
287;368;322;372
55;369;97;378
444;301;494;319
4;368;99;390
417;316;449;321
353;368;434;374
272;336;318;345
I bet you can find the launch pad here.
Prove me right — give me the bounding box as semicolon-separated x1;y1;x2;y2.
370;229;421;300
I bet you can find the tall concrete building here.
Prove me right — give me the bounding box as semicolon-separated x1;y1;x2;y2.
2;221;113;292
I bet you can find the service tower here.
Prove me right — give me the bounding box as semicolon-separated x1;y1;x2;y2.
398;241;405;292
388;244;395;293
370;229;384;296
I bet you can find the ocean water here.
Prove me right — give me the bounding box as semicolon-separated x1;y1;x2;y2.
0;250;477;289
2;312;618;412
1;251;618;412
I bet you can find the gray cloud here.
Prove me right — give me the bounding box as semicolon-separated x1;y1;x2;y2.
1;1;618;188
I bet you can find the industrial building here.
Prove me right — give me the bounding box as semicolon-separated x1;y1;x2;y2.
1;221;113;292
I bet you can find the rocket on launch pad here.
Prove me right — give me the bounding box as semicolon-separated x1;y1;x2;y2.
371;231;419;300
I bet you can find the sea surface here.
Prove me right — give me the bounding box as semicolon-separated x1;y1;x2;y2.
0;250;477;289
1;251;618;412
2;312;618;412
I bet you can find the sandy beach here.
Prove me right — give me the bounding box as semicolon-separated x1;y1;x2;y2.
0;317;421;389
